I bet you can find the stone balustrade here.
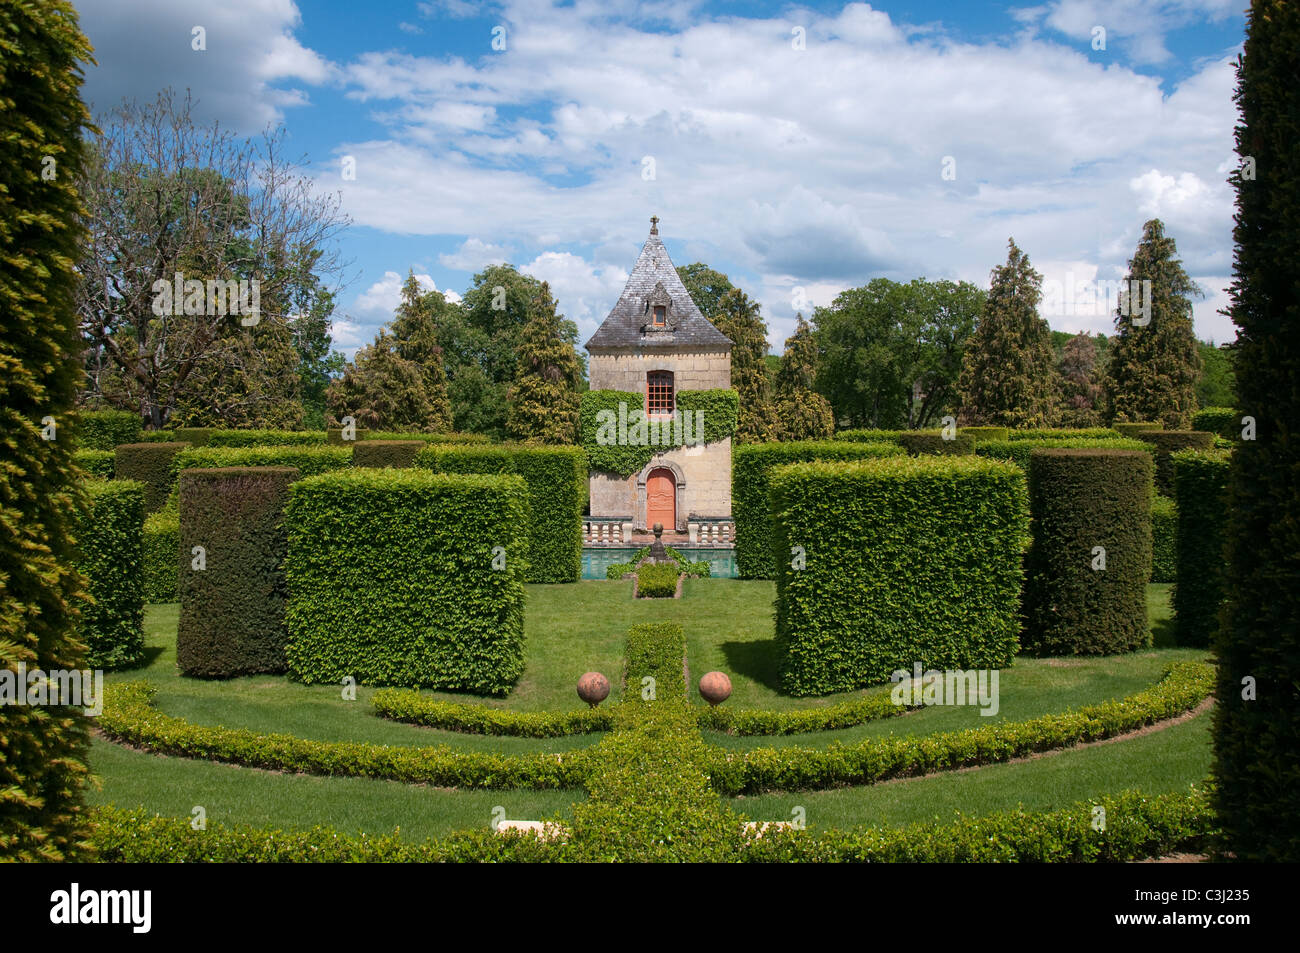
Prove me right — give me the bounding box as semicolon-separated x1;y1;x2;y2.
582;517;634;545
686;519;734;546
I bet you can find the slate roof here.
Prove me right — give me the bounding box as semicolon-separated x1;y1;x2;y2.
585;219;732;352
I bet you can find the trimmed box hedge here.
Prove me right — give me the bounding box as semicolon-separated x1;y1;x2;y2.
1134;430;1216;495
415;444;585;584
206;429;326;447
634;562;680;598
367;431;489;444
178;467;299;678
73;480;146;669
896;431;976;456
284;468;530;693
976;437;1152;471
142;507;179;603
732;440;905;579
326;426;372;445
1191;407;1239;440
1022;449;1153;655
1150;495;1177;584
833;429;905;444
76;409;140;450
770;455;1029;695
115;442;188;512
74;449;115;478
352;439;426;469
958;426;1009;443
1114;421;1163;437
623;622;687;703
1008;427;1123;441
170;444;352;491
1172;449;1231;648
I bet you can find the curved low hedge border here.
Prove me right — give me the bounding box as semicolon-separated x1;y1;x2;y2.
697;689;917;736
98;682;594;790
713;660;1214;794
372;691;615;737
86;786;1214;863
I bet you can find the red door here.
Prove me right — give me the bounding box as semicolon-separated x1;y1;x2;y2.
646;468;676;531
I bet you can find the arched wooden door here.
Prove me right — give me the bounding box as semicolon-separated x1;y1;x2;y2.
645;468;676;530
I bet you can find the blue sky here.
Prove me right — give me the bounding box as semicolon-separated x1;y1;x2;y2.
72;0;1248;356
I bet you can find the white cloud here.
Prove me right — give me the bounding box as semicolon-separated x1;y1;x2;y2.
439;238;514;272
351;269;459;320
1014;0;1240;65
520;252;630;341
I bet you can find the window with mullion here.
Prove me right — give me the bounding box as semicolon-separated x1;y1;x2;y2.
647;370;674;416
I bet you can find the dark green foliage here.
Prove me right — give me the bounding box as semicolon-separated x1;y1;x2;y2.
178;467;298;678
389;272;454;432
896;432;976;455
76;409;140;449
142;508;179;603
622;623;686;702
732;439;905;579
367;431;489;444
1196;341;1237;409
770;456;1029;695
773;314;834;440
958;239;1058;428
0;0;96;860
326;426;371;444
284;469;529;692
1172;450;1231;648
325;330;445;432
415;443;585;584
713;287;777;442
1022;449;1153;655
1058;332;1105;426
975;437;1152;470
352;440;425;469
171;428;213;447
634;563;680;598
134;430;184;442
171;445;351;491
579;388;738;476
114;442;187;511
676;262;735;321
206;429;326;447
506;281;584;443
1191;407;1239;440
1212;1;1300;861
1010;427;1124;440
1134;430;1216;495
73;449;115;478
960;426;1009;442
1102;219;1202;428
73;481;145;669
1115;421;1163;437
1150;495;1177;584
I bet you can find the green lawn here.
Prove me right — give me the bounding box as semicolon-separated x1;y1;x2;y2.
728;708;1212;830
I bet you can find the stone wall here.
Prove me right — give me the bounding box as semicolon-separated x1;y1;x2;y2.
588;349;731;393
589;439;732;530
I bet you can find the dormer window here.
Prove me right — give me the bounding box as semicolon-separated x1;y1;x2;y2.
653;305;666;327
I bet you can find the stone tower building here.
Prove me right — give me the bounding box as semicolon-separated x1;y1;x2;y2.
585;218;733;534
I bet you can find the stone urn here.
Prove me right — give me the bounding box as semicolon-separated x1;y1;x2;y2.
698;671;732;706
648;522;668;563
577;671;610;708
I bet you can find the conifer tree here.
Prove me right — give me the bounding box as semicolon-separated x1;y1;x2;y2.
1058;332;1104;427
1101;220;1202;427
774;314;834;440
325;331;437;431
0;0;95;861
958;239;1058;428
390;271;453;432
506;282;583;443
713;287;777;442
1213;0;1300;862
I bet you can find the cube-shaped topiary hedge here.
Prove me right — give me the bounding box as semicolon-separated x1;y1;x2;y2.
367;431;490;444
732;440;906;580
976;437;1152;471
352;439;426;469
959;426;1010;443
115;442;188;512
76;409;140;450
74;449;115;478
74;480;146;669
178;467;299;678
206;429;326;447
326;426;372;445
1172;449;1232;648
170;444;352;495
142;507;179;603
284;468;529;694
1135;430;1216;495
832;429;905;444
1007;427;1124;441
896;432;976;456
1114;422;1163;437
770;455;1029;695
1191;408;1239;440
1022;449;1153;655
415;444;584;584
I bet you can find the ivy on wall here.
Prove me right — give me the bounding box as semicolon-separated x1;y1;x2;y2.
579;389;738;476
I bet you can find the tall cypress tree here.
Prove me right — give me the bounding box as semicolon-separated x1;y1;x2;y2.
0;0;95;860
390;271;454;432
774;314;834;440
506;281;583;443
713;287;777;442
1213;0;1300;862
958;239;1057;428
1101;220;1202;428
1058;332;1104;427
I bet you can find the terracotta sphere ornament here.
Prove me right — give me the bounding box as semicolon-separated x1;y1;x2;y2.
698;671;732;706
577;671;611;708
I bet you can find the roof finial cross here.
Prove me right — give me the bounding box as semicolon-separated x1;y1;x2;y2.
650;215;659;235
